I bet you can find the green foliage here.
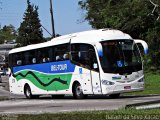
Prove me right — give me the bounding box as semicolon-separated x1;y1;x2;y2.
125;72;160;95
17;0;44;47
0;24;17;44
79;0;160;69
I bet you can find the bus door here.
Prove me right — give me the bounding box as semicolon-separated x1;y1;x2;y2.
71;43;102;94
78;67;93;94
88;49;102;94
71;43;93;94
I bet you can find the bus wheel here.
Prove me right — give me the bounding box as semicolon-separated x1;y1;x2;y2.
24;85;34;99
73;83;84;99
109;93;120;98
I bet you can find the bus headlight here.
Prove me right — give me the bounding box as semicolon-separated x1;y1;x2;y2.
102;80;115;85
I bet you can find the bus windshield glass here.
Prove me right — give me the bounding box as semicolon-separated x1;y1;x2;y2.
100;40;142;74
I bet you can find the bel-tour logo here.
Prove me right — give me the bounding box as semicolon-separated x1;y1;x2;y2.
51;64;67;71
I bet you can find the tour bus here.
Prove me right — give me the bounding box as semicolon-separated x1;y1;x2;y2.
8;29;148;99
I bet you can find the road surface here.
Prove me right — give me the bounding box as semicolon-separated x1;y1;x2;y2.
0;76;160;114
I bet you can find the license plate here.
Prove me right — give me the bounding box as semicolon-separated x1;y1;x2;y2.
124;86;131;89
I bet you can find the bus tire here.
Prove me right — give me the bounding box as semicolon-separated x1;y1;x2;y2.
73;82;85;99
24;85;39;99
109;93;120;98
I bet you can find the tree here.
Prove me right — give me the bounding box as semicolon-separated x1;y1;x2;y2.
0;30;5;44
79;0;160;68
0;24;17;44
17;0;44;47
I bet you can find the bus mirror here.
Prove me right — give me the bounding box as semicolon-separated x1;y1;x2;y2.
134;39;148;55
95;42;103;57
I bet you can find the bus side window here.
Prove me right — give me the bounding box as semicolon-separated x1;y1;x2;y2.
51;47;56;62
54;44;69;62
71;43;97;70
22;50;35;65
30;50;36;64
36;49;48;63
48;47;53;62
56;56;61;61
71;44;80;63
17;60;22;66
36;49;42;63
63;53;69;60
88;49;99;71
15;52;22;66
71;44;99;71
32;58;36;64
42;48;50;63
23;52;30;65
9;54;13;68
11;54;16;67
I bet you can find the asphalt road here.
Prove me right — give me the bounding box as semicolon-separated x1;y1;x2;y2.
0;76;160;115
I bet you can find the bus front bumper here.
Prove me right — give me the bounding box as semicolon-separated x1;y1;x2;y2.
103;81;144;95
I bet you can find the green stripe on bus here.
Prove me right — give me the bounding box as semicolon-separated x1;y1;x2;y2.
14;70;72;91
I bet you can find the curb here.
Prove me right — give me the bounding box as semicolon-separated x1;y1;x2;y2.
125;100;160;109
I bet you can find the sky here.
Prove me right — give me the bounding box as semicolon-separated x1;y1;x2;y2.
0;0;92;37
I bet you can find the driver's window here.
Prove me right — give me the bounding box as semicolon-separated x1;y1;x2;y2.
71;43;98;71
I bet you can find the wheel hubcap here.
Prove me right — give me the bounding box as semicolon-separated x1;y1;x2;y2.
76;86;82;95
26;88;30;97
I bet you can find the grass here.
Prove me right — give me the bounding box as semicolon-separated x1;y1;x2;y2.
124;72;160;95
0;109;160;120
143;72;160;94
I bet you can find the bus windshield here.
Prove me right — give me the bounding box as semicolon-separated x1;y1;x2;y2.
100;40;142;74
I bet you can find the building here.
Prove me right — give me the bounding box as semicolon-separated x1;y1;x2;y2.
0;43;16;66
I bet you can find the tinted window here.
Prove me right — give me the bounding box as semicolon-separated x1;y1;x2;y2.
54;44;69;61
10;43;70;67
36;47;51;63
100;40;142;74
71;44;98;71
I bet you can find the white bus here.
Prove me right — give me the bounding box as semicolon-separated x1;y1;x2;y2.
8;29;148;99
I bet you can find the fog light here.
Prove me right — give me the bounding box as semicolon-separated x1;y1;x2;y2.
102;80;115;85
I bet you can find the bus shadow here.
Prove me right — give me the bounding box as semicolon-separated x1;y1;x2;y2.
17;94;160;100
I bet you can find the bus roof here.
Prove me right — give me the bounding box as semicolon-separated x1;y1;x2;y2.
9;29;132;54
